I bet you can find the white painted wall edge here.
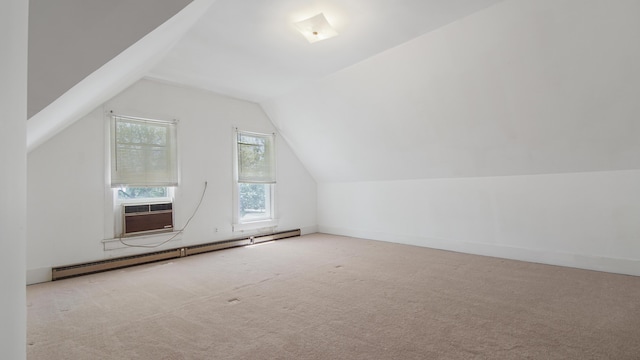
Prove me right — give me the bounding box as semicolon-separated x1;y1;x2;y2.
26;0;218;153
1;0;27;356
319;226;640;277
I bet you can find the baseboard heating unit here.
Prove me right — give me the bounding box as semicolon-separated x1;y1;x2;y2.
51;229;301;281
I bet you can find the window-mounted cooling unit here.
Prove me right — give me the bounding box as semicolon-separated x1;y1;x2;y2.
123;203;173;236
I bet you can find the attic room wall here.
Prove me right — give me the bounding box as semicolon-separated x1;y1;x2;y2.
263;0;640;275
318;171;640;275
27;78;317;284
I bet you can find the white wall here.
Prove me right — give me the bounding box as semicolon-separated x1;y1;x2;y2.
0;0;27;358
27;78;317;284
264;0;640;275
319;170;640;275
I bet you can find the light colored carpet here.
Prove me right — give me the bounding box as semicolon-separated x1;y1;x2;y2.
27;233;640;359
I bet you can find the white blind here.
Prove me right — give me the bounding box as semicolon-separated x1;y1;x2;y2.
237;131;275;183
111;115;178;187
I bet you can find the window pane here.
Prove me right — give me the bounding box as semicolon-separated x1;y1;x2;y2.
111;116;178;187
239;183;271;222
237;132;275;183
117;187;168;200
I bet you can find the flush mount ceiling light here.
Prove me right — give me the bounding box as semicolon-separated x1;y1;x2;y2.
294;13;338;43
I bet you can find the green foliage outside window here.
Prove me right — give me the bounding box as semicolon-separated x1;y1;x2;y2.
239;183;267;216
118;187;167;200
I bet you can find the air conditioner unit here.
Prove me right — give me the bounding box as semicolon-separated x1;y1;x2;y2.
123;202;173;236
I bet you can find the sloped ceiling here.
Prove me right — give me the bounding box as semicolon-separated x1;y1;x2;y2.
148;0;504;102
27;0;217;152
28;0;193;118
28;0;640;184
28;0;504;154
261;0;640;182
27;0;504;154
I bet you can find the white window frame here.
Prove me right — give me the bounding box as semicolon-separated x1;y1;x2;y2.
232;129;278;232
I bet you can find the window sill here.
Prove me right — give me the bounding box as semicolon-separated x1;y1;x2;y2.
102;231;182;251
232;219;278;233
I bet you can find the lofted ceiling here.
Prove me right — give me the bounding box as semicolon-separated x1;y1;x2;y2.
147;0;505;102
28;0;640;184
28;0;193;118
260;0;640;182
27;0;504;152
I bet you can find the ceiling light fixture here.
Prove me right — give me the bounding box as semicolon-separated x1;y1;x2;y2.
294;13;338;43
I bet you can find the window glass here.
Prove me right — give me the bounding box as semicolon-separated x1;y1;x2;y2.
235;131;276;224
239;183;271;221
237;132;275;183
117;186;168;201
111;115;178;187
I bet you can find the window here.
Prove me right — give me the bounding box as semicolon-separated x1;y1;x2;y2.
235;131;275;224
108;115;178;239
110;115;178;188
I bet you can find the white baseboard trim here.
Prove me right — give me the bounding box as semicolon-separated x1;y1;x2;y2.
27;267;52;285
319;226;640;277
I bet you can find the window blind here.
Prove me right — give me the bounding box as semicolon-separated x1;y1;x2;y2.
111;115;178;187
237;131;275;183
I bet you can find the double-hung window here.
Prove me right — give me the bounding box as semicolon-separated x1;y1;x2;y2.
110;115;178;201
235;130;276;224
105;114;179;245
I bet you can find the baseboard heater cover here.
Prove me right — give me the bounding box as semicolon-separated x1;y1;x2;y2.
52;229;301;281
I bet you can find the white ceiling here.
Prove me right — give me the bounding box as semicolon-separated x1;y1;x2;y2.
148;0;504;103
259;0;640;182
26;0;504;151
26;0;640;183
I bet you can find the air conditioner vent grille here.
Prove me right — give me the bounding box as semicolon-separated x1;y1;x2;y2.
150;203;172;212
124;204;150;214
123;202;174;236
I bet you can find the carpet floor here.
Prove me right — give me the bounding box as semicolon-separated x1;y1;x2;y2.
27;233;640;359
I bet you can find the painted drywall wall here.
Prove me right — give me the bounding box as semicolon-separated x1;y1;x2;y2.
319;171;640;275
27;79;317;284
264;0;640;275
0;0;27;357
